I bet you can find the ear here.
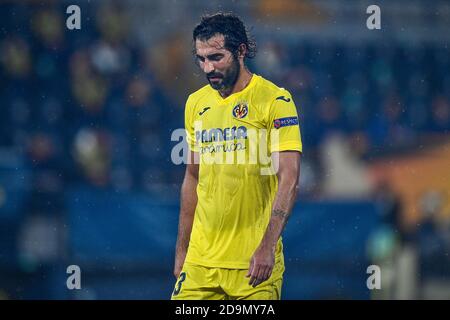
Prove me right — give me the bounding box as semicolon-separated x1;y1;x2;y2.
237;43;247;59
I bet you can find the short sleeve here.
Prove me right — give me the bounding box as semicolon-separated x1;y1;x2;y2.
267;90;303;153
184;95;199;152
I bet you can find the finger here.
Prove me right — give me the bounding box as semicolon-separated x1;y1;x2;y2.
256;265;272;287
264;266;273;282
264;266;272;280
257;267;268;285
249;264;260;286
252;276;261;287
249;270;257;286
259;266;270;286
246;259;254;278
251;265;264;287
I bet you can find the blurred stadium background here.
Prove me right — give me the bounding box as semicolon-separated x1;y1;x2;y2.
0;0;449;299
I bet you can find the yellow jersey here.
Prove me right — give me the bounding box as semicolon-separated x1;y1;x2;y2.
184;74;302;269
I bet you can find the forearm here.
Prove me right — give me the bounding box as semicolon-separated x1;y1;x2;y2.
247;172;299;286
259;178;299;251
259;151;300;251
175;176;198;256
246;151;301;286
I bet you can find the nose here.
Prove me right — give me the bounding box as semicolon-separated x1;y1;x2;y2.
202;60;215;74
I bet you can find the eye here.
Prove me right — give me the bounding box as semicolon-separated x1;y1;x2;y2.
196;55;205;63
209;54;223;61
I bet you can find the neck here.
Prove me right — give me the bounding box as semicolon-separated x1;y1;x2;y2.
219;67;253;98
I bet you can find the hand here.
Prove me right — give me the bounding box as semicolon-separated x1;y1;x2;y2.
173;251;186;278
246;244;275;287
173;263;183;279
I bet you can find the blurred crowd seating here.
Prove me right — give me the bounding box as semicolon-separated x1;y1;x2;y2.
1;3;449;197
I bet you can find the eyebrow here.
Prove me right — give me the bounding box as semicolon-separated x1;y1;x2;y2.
196;53;224;60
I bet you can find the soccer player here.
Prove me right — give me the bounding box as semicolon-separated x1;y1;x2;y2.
171;13;302;300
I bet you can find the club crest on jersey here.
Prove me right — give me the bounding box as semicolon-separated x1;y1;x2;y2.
232;102;248;119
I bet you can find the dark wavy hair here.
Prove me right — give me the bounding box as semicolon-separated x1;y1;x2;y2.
192;12;257;60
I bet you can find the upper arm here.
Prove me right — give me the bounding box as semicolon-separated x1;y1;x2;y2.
185;151;199;181
267;90;303;153
185;95;200;153
274;151;301;185
184;95;200;184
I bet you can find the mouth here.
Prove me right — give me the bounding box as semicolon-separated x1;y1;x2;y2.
208;76;222;82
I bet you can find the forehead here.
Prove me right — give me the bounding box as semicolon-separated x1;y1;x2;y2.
195;34;229;56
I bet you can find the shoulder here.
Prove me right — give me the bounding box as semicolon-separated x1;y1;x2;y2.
186;84;212;109
252;76;295;122
253;75;293;102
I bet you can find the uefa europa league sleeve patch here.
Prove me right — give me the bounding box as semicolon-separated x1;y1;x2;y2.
273;117;298;129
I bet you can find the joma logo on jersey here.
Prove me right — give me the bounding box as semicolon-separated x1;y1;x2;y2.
232;102;248;119
195;126;247;143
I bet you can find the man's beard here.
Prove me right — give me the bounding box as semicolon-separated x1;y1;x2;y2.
206;57;240;92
